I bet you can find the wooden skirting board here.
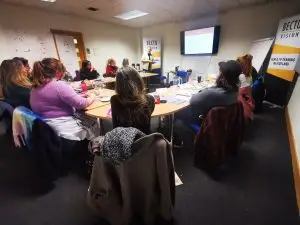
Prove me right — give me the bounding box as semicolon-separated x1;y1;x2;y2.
285;108;300;214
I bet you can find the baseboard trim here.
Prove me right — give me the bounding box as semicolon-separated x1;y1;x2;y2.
285;108;300;214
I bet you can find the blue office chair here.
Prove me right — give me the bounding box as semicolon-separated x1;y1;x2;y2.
176;71;189;83
188;115;204;133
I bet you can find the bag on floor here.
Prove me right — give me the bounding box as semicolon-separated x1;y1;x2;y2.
252;77;265;113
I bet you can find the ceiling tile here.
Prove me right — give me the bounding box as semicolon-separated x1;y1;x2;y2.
0;0;288;28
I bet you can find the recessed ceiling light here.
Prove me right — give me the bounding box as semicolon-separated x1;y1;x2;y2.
114;10;149;20
41;0;56;2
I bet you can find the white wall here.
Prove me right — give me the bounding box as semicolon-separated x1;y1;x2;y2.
141;1;300;77
0;3;139;74
289;78;300;160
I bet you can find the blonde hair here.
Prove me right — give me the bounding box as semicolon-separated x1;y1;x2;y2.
0;59;31;88
107;58;116;66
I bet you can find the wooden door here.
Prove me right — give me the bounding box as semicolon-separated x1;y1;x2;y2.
51;29;86;69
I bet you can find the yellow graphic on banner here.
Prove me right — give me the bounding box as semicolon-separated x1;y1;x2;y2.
272;44;300;54
267;68;295;82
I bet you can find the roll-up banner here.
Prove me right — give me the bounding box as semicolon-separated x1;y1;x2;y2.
142;38;162;75
267;14;300;81
265;14;300;106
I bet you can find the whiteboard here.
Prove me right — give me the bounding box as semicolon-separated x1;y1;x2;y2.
249;38;274;71
55;34;79;77
4;29;57;63
180;55;212;79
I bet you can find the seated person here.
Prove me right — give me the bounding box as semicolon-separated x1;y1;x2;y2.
177;60;241;127
237;54;255;120
174;60;241;148
13;57;31;77
53;61;69;81
80;60;99;80
0;59;32;108
105;58;118;77
189;60;242;124
237;54;253;88
110;67;155;134
30;58;96;141
122;58;129;68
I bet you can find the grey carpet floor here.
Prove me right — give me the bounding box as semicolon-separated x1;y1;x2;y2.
0;104;298;225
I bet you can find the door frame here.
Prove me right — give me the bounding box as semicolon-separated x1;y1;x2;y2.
50;29;87;66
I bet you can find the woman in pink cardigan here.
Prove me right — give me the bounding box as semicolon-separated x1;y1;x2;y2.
30;58;96;141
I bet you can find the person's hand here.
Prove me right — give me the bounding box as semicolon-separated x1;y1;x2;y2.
87;95;96;105
89;93;96;98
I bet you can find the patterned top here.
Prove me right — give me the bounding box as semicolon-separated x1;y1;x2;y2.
90;127;145;165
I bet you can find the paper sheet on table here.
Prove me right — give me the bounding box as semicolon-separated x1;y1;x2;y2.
160;96;188;105
156;88;168;95
175;172;183;186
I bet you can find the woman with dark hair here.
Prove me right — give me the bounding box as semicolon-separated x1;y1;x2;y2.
0;59;32;108
79;60;99;80
189;60;242;124
30;58;96;141
110;67;155;134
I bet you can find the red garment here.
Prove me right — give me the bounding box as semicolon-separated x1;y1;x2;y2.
105;65;118;77
194;102;245;171
239;87;254;120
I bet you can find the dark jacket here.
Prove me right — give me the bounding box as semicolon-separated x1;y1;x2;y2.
190;86;238;124
110;95;155;134
13;106;62;182
4;83;31;108
194;102;245;171
31;119;63;182
87;132;175;225
0;101;14;134
79;69;99;80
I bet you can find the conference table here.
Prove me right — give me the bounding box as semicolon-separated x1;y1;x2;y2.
71;72;159;91
84;81;215;146
101;72;159;84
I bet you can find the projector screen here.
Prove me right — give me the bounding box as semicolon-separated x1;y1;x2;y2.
180;26;220;55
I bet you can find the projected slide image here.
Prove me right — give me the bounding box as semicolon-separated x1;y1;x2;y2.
184;27;215;54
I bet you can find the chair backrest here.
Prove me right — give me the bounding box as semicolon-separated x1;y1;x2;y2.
239;87;254;120
88;132;175;224
12;106;63;182
12;106;44;148
0;101;14;118
194;101;245;170
0;101;14;134
73;70;81;81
